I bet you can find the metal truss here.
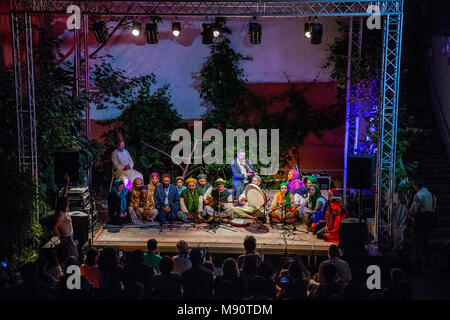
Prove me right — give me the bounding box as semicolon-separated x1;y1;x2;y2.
375;10;403;253
343;15;363;204
10;0;404;252
11;12;38;189
12;1;403;17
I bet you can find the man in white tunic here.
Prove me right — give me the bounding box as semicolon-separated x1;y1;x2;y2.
111;138;143;190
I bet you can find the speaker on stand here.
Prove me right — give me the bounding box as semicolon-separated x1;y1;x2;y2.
346;155;375;250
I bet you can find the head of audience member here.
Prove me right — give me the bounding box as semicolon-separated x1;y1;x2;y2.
241;254;258;276
222;258;239;280
288;262;304;281
98;248;119;271
322;263;338;283
251;176;262;186
328;244;340;259
130;282;145;300
63;256;79;273
176;177;184;189
133;178;143;190
189;248;203;267
21;262;38;283
215;280;234;300
85;248;99;267
117;140;125;152
257;261;273;280
215;179;226;192
197;174;208;187
203;261;215;273
390;268;407;287
162;174;171;188
186;179;197;191
128;250;144;266
150;173;160;186
147;239;158;253
159;256;174;275
237;149;246;162
177;240;189;255
248;276;268;297
280;182;288;196
44;248;60;268
243;235;257;254
36;257;48;276
413;177;425;192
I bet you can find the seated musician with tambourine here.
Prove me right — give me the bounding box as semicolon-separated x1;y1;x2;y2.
203;178;235;223
234;175;266;222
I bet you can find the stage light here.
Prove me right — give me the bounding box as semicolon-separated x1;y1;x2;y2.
202;23;213;44
249;22;261;44
212;23;221;38
304;22;312;39
132;21;141;37
145;23;158;44
172;22;181;37
93;21;108;44
310;23;322;44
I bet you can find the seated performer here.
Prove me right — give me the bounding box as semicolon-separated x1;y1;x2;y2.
268;182;299;224
231;149;256;200
317;203;347;242
292;187;309;222
312;188;340;234
107;179;131;226
148;172;160;193
128;178;158;225
306;175;319;189
204;178;235;223
234;176;266;222
111;132;143;190
154;174;181;224
179;178;204;223
287;169;306;192
196;173;212;208
302;185;327;231
175;176;187;195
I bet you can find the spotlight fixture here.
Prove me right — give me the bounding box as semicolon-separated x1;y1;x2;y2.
172;22;181;37
201;23;213;44
212;23;221;38
305;18;322;45
93;21;108;44
304;22;312;39
249;22;261;44
310;22;322;45
145;23;158;44
131;21;141;37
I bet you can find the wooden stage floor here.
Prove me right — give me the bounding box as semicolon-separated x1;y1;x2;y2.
93;222;332;256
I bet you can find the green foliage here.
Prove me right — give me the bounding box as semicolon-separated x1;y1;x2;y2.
93;60;182;176
197;27;252;129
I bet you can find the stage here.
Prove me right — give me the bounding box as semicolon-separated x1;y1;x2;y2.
93;222;332;256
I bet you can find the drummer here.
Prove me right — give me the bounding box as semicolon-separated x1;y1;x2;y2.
234;176;266;221
268;182;299;224
203;178;235;223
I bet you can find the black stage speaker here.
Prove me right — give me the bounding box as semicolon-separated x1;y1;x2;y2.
69;211;89;249
347;155;374;189
55;151;80;185
339;218;368;249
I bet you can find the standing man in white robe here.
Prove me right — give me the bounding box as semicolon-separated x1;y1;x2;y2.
111;135;143;190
